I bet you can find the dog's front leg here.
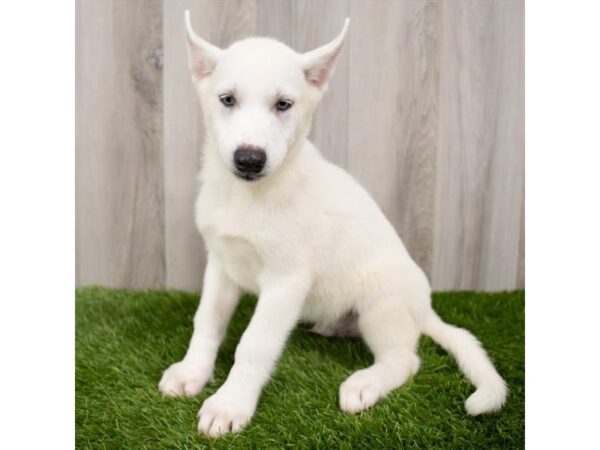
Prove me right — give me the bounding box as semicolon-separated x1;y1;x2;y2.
197;273;311;437
159;257;240;397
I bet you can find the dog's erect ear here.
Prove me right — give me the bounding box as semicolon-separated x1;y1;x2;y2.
301;18;350;90
185;10;223;80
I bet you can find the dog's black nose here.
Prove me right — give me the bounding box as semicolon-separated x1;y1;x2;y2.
233;147;267;175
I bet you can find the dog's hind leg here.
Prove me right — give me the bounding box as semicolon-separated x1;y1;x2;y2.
339;299;420;413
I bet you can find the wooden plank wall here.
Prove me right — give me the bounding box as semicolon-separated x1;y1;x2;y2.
76;0;165;289
76;0;525;292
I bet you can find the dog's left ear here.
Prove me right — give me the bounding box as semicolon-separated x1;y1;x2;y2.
302;18;350;90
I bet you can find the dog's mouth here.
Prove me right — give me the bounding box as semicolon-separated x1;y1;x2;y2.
233;171;264;182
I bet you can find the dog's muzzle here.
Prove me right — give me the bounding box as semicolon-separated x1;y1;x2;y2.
233;147;267;181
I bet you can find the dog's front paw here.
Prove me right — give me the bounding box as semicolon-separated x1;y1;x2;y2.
339;370;382;414
197;387;255;437
158;360;212;398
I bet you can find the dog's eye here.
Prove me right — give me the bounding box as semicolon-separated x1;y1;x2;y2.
219;94;236;108
275;99;293;112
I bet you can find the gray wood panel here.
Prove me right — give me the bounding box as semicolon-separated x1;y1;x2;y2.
517;190;525;289
76;0;165;288
347;0;441;280
76;0;525;292
162;0;257;291
431;0;525;290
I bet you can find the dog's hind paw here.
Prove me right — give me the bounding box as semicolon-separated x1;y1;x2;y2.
158;360;212;398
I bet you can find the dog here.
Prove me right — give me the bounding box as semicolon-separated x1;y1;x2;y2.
158;10;507;437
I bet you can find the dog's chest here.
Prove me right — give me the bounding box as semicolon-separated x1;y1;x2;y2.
206;230;262;293
196;191;264;293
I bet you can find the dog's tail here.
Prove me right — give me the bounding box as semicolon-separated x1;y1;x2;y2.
422;311;508;415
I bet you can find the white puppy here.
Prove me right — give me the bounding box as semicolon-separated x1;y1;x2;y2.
159;11;507;437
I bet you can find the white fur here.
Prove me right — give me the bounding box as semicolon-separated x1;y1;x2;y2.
159;11;507;437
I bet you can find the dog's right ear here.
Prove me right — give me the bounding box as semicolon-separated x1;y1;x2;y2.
185;10;222;80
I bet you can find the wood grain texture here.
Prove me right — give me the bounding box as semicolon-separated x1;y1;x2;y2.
76;0;525;291
517;188;525;289
162;0;257;291
347;0;441;280
431;0;525;290
76;0;165;288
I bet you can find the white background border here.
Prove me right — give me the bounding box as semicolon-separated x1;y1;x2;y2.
527;0;600;447
1;0;600;447
0;1;74;448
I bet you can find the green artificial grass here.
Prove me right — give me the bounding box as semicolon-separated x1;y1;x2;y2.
76;287;524;449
